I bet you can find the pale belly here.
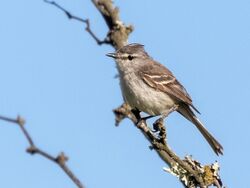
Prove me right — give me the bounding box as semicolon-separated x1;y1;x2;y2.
120;73;175;116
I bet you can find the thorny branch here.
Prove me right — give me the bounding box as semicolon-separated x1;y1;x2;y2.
0;115;84;188
45;0;224;187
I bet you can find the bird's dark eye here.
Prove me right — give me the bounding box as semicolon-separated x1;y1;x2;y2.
128;55;134;61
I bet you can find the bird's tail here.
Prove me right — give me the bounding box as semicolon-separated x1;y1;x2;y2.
177;104;223;155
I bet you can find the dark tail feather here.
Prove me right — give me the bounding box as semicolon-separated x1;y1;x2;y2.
178;104;223;155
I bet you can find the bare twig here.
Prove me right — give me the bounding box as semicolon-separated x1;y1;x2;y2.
44;0;111;45
0;115;84;188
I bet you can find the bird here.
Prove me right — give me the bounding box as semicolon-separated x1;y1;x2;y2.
106;43;223;155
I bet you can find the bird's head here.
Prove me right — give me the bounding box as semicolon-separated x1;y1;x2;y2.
106;43;150;72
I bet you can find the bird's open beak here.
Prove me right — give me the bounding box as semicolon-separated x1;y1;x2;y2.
106;52;117;58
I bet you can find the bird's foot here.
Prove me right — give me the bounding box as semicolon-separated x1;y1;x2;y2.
153;118;164;132
153;118;166;144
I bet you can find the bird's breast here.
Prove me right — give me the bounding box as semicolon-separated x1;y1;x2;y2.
120;72;175;116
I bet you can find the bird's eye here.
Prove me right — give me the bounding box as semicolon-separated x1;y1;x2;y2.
128;55;134;61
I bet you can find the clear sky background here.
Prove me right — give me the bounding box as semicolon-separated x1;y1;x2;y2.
0;0;249;187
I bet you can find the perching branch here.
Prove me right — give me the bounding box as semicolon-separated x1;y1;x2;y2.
0;115;84;188
114;105;222;188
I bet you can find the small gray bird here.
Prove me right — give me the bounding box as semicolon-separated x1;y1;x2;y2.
106;43;223;155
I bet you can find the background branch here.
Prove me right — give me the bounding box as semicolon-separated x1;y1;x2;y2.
0;115;84;188
44;0;111;45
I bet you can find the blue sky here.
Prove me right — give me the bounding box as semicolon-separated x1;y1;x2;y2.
0;0;249;187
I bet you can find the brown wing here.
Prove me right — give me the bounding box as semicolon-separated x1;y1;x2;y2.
139;61;200;113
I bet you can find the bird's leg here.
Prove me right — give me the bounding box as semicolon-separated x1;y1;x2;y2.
153;104;179;144
131;108;155;126
131;108;144;126
131;108;141;121
161;104;179;119
141;115;155;121
153;104;178;132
